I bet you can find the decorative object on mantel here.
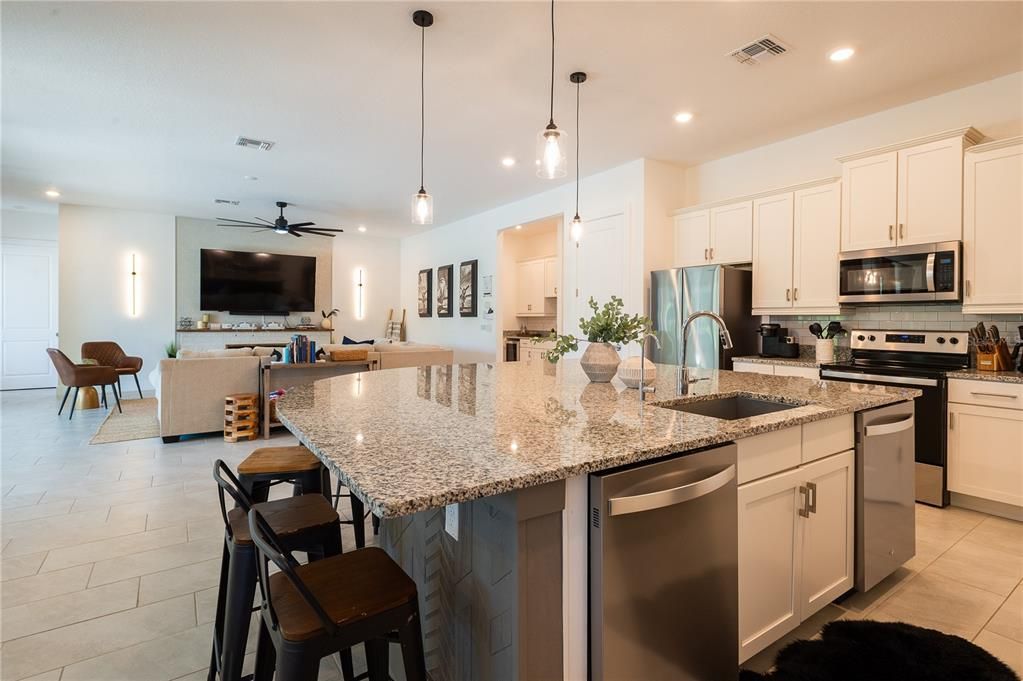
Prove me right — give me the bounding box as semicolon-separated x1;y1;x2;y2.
418;268;433;317
539;297;650;383
178;316;194;330
436;264;453;318
458;260;478;317
617;356;656;388
320;308;339;330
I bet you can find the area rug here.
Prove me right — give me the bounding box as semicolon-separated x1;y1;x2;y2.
740;620;1019;681
90;397;161;444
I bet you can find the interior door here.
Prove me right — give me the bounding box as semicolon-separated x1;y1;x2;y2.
841;152;897;251
1;240;59;390
793;182;841;310
799;450;854;616
752;193;794;310
573;214;625;337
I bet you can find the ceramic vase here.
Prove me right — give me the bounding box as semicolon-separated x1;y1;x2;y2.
580;342;621;383
617;356;656;388
815;338;835;364
321;317;333;330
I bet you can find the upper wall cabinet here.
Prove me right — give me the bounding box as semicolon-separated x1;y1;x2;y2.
751;180;841;315
674;200;752;266
962;137;1023;314
838;128;982;252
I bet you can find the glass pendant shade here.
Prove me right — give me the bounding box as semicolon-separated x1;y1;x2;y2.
411;189;433;225
570;214;583;242
536;125;568;179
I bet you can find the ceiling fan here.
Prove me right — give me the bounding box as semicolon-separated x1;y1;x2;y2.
216;201;344;238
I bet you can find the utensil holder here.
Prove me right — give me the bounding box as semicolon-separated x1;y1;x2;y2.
815;338;835;364
976;340;1013;371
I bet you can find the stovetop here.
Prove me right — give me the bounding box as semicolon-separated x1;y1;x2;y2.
823;329;971;376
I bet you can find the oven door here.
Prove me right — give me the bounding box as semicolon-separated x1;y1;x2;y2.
838;242;960;304
820;367;948;506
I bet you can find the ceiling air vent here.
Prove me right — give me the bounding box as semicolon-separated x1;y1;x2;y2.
213;198;240;206
234;136;275;151
728;34;790;66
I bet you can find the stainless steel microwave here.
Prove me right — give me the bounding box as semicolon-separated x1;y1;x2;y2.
838;241;961;304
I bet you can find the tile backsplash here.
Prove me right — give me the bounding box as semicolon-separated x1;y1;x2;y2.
768;304;1023;347
513;315;558;333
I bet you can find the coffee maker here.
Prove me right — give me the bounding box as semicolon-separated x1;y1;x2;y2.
758;323;800;358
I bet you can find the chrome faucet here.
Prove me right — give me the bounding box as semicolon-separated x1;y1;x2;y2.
639;333;661;402
678;311;734;395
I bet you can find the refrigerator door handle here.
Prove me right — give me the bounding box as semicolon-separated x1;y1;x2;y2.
607;465;735;516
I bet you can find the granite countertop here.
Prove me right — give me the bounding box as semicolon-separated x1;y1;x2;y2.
947;368;1023;384
733;355;823;368
276;361;919;518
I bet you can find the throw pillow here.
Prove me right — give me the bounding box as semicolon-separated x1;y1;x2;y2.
343;336;374;345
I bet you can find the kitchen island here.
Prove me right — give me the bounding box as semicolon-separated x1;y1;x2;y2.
276;361;919;680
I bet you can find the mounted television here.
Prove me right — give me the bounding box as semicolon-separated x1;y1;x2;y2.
200;249;316;315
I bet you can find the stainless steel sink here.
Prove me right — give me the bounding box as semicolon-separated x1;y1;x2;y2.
657;396;798;420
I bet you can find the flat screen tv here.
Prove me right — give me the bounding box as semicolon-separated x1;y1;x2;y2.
200;249;316;315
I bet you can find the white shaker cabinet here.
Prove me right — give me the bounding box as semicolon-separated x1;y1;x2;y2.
710;200;753;264
673;210;711;267
752;193;794;311
515;259;546;316
543;256;559;298
792;182;841;312
799;450;854;615
962;138;1023;313
839;128;981;252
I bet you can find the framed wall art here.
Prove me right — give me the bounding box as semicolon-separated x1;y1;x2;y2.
436;264;453;318
458;259;478;317
418;268;433;317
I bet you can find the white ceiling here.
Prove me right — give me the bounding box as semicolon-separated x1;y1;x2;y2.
3;2;1022;236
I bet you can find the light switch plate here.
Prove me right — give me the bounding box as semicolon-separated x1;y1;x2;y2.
444;504;459;540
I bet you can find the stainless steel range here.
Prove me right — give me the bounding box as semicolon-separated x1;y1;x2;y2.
821;329;969;506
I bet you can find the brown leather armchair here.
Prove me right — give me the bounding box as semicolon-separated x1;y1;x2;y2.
46;348;122;420
81;341;144;399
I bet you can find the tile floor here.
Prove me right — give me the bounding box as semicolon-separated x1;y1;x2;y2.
2;388;1021;680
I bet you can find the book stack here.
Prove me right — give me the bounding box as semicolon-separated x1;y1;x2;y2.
288;334;317;364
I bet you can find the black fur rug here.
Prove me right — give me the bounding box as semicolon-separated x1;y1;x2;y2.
739;620;1019;681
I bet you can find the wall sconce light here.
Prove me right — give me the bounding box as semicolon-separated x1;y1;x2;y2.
129;253;139;317
354;268;365;320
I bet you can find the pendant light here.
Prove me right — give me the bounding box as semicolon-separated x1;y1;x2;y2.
411;10;434;225
569;71;586;242
536;0;567;179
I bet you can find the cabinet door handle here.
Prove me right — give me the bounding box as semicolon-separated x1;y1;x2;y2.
807;481;817;514
970;391;1018;400
899;223;905;239
704;248;709;260
949;413;955;431
793;288;798;301
709;248;714;260
965;279;970;297
785;288;791;301
798;485;810;518
554;287;557;295
889;225;894;241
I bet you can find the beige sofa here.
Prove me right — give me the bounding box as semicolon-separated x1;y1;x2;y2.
150;354;262;442
323;342;454;370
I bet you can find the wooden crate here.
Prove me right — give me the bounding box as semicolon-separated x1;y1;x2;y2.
224;393;259;442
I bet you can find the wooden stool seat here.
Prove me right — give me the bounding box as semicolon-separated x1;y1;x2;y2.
268;547;418;642
228;494;338;546
238;446;321;476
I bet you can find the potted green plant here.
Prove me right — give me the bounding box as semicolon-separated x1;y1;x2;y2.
165;341;178;358
536;296;650;383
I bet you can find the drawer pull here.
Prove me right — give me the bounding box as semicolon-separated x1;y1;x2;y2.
969;391;1018;399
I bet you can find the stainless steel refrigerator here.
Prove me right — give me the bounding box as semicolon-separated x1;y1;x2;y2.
648;266;758;369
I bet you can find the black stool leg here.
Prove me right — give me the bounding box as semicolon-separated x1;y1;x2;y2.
111;382;122;413
348;494;366;550
221;544;257;681
208;541;231;681
252;618;276;681
398;605;428;681
365;638;389;681
57;386;71;415
276;645;320;681
69;387;79;420
372;514;380;536
337;649;356;681
319;466;331;502
101;385;108;409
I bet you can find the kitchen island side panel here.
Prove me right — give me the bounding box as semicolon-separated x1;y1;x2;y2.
379;480;566;681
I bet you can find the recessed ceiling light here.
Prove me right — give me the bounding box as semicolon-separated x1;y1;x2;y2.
829;47;855;62
674;111;694;124
357;225;367;233
243;175;258;181
515;224;522;230
501;157;516;168
44;189;60;198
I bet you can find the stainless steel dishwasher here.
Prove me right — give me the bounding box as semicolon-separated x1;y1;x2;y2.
855;401;916;592
589;443;738;681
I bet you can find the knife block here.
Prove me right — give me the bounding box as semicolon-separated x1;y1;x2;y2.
976;340;1013;371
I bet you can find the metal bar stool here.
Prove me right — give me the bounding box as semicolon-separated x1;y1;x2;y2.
237;446;330;503
209;461;351;681
248;508;427;681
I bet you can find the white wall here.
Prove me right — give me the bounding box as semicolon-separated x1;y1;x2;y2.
331;234;401;342
1;209;58;241
175;216;333;326
684;72;1023;206
401;160;653;363
59;205;176;391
